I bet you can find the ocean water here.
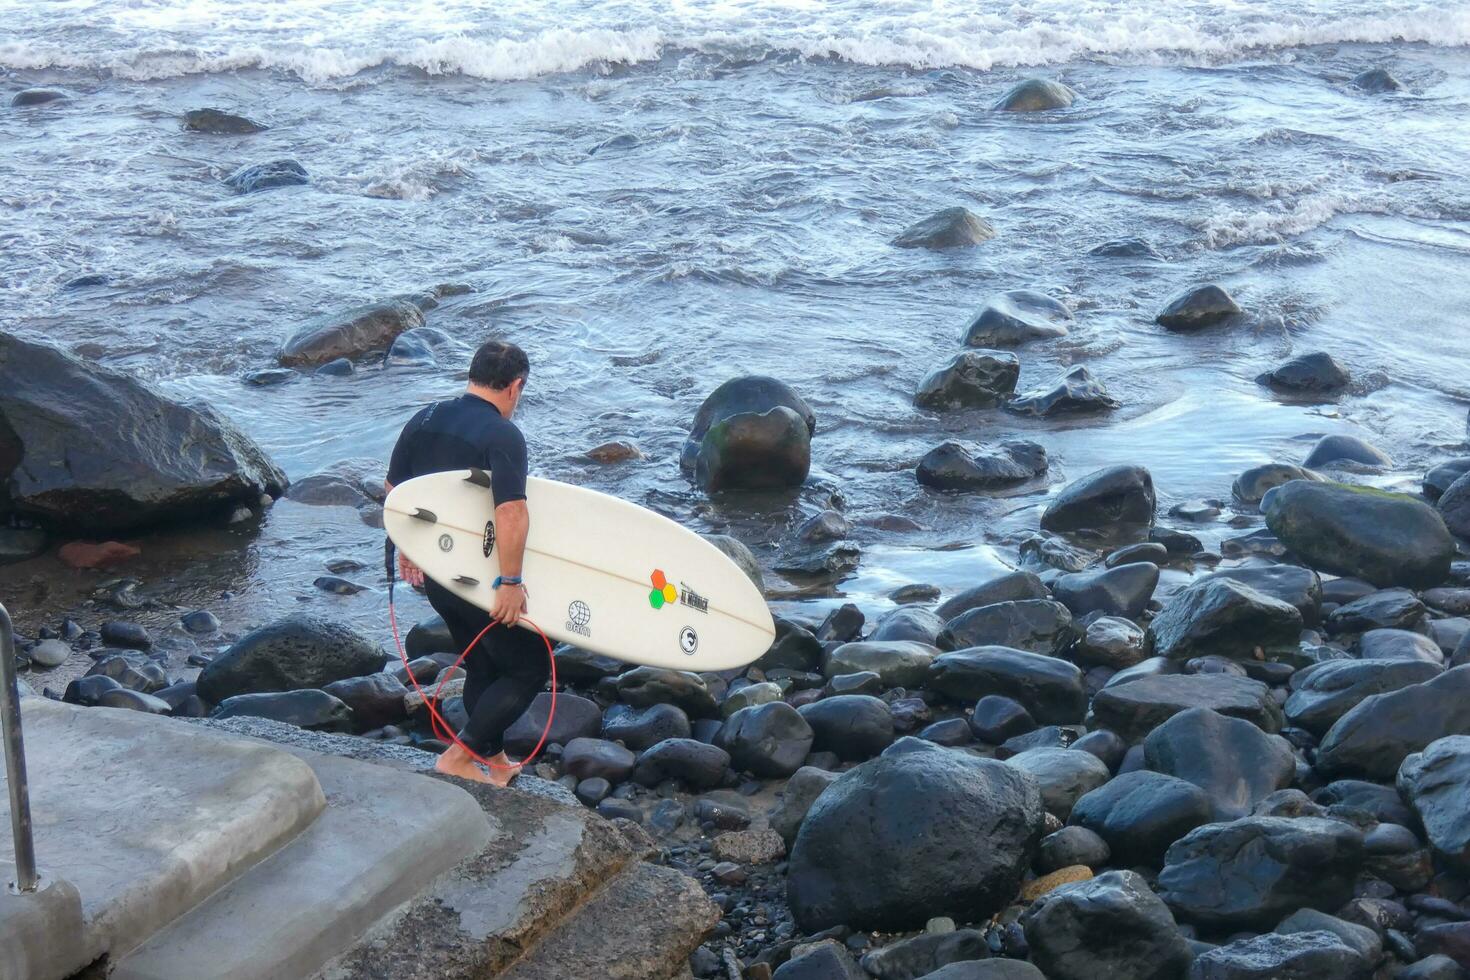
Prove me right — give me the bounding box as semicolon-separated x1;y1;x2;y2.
3;0;1469;636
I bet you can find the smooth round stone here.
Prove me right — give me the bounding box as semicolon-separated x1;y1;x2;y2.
1364;823;1421;856
181;610;221;635
28;639;71;668
575;777;612;806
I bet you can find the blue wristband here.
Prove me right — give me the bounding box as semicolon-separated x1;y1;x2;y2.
492;576;522;589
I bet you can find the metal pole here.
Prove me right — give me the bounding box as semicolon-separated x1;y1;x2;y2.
0;601;38;893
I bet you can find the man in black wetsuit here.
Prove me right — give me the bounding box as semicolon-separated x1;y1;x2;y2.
385;339;546;786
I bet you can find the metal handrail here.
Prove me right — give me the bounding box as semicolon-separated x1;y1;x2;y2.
0;601;38;893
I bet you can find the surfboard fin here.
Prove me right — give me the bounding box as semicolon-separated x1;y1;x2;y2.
411;508;438;523
464;468;491;489
453;575;479;586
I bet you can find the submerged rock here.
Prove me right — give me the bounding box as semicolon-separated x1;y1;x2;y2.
1258;352;1350;395
1041;465;1156;533
681;376;815;492
962;290;1071;347
995;78;1076;111
892;207;996;249
1089;237;1163;259
1355;68;1403;93
1302;434;1391;469
1007;366;1119;417
183;108;267;134
915;350;1020;409
0;332;286;533
224;158;308;193
279;300;424;367
916;440;1047;491
1156;284;1241;331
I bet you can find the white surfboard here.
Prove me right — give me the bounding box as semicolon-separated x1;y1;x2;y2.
383;470;775;671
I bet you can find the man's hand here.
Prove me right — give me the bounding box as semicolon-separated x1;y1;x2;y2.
492;582;528;627
398;552;426;589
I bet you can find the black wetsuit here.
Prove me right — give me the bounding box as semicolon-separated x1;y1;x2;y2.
387;393;548;756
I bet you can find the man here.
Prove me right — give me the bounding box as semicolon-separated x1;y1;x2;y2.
385;339;546;787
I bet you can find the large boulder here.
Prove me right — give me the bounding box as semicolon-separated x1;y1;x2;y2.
1041;466;1156;533
1155;285;1240;331
929;647;1087;724
632;738;730;789
1091;673;1282;743
1203;565;1322;626
1188;931;1371;980
1284;659;1443;736
915;351;1020;409
1007;366;1119;418
787;740;1044;931
278;300;423;367
505;692;602;756
1143;708;1295;819
1263;480;1454;588
197;618;383;703
613;667;718;717
1021;870;1193;980
962;290;1071;347
1146;577;1302;660
995;79;1076;112
798;695;894;761
681;377;815;492
916;440;1047;492
938;570;1048;621
1158;817;1364;929
1069;771;1214;867
1052;563;1158;621
0;332;286;532
212;689;353;731
937;599;1074;656
716;702;814;778
1397;735;1470;872
823;641;935;687
892;207;995;249
1316;665;1470;779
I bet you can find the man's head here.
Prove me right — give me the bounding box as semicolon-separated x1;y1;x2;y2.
467;340;529;416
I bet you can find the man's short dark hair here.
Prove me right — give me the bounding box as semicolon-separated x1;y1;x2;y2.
468;340;530;390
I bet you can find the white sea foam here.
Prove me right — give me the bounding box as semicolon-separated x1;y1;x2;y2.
3;0;1468;84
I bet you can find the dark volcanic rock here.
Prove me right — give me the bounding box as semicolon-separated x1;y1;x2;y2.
614;666;718;717
1232;463;1322;505
561;737;636;784
1041;465;1156;533
1091;673;1282;742
632;738;729;789
1156;284;1241;331
11;88;70;107
915;350;1020;409
1073;616;1148;669
681;376;815;492
1007;366;1119;418
1204;564;1323;626
1284;659;1443;736
1147;577;1303;660
0;332;286;533
717;701;815;778
602;702;691;750
197;618;383;703
774;945;865;979
1359;627;1443;664
917;440;1047;491
1005;747;1111;819
758;618;824;672
970;695;1037;744
683;376;814;466
1159;817;1364;929
937;570;1048;621
1398;735;1470;872
1144;707;1296;819
1327;588;1426;634
505;692;601;756
1037;824;1112;871
224;159;308;193
892;207;996;249
858;929;989;980
1052;563;1158;620
1355;68;1403;93
212;689;353;731
869;605;946;644
768;765;841;846
937;599;1073;655
1303;434;1391;469
1263;480;1454;588
279;300;424;367
995;78;1076;111
183;108;266;133
962;290;1071;347
824;640;934;687
797;695;894;761
787;739;1044;932
1317;665;1470;779
1258;352;1350;395
1069;770;1214;867
1424;459;1470;502
1022;870;1192;980
321;672;407;730
1189;931;1370;980
930;647;1087;724
1440;473;1470;540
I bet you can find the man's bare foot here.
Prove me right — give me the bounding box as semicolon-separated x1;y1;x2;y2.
485;751;523;789
434;744;494;784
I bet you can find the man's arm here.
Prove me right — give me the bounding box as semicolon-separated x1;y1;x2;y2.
383;480;425;588
490;499;529;626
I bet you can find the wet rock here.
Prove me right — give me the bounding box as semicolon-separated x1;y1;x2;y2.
1425;460;1470;502
0;526;47;564
1071;616;1148;669
1263;480;1454;588
1037;825;1111;872
320;672;407;730
1006;747;1111;820
278;300;423;368
937;570;1048;621
1159;817;1364;929
870;605;946;645
197;617;383;703
313;575;364;595
242;368;294;387
180;610;220;635
575;778;610;806
28;639;70;668
86;654;167;693
1303;434;1391;469
183;108;267;133
1069;770;1213;867
614;666;719;717
919;718;971;746
1317;665;1470;779
1156;284;1241;331
1284;659;1443;735
717;702;814;778
632;738;730;789
798;695;894;761
1022;870;1192;980
224;159;308;193
970;694;1037;744
931;647;1086;724
1276;909;1381;962
1355;68;1403;93
1090;237;1163;259
1091;673;1282;742
962;290;1071;347
1071;729;1127;772
602;702;691;750
1417;924;1470;971
1007;366;1119;417
858;929;989;980
505;692;601;756
11;88;70;107
722;681;783;717
0;332;286;533
1328;588;1428;634
683;376;815;474
1107;541;1170;566
995;78;1076;111
1053;563;1158;620
212;689;354;732
938;599;1073;656
1258;352;1351;395
787;739;1044;932
758;618;824;672
892;207;996;250
704;532;765;590
1232;463;1323;505
1398;955;1466;980
1041;465;1156;533
769;766;841;846
1147;577;1303;660
561;737;637;784
695;403;811;491
1440;474;1470;540
775;943;865;979
1398;735;1470;872
824;641;935;687
98;688;172;715
1204;565;1322;626
918;963;1045;980
1313;779;1416;827
385;328;441;368
64;674;123;706
916;440;1047;491
915;350;1020;409
1189;931;1370;979
1144;707;1296;819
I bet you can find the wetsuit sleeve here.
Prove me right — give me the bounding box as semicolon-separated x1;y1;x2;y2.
386;407;428;485
487;425;529;504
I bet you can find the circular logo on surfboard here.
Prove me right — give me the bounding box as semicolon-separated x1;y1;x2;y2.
566;600;592;638
679;626;699;655
438;534;454;552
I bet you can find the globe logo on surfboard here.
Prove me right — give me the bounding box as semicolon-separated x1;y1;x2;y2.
565;600;592;638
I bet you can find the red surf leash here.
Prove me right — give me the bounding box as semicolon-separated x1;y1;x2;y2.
386;541;558;774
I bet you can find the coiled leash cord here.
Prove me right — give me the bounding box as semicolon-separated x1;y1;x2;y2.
385;539;558;773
